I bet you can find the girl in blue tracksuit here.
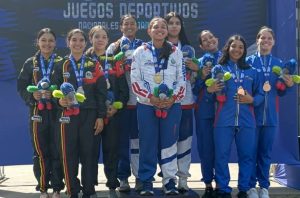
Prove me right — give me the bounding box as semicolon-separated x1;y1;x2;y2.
193;30;221;198
131;17;186;196
164;12;199;192
107;15;143;192
208;35;264;198
246;26;294;198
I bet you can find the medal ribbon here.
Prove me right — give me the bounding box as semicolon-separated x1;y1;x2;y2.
69;55;85;87
258;53;272;81
104;51;111;81
227;64;245;88
39;53;55;80
149;42;166;75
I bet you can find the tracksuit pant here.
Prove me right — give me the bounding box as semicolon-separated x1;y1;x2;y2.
30;107;64;193
177;109;193;179
58;109;96;196
137;103;181;185
214;126;256;193
101;115;120;189
250;126;277;189
117;108;140;181
195;117;215;184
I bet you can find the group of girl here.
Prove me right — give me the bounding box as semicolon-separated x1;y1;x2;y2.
17;12;295;198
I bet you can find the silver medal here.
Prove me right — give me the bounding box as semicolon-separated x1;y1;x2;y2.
77;86;85;95
106;79;111;89
85;71;93;79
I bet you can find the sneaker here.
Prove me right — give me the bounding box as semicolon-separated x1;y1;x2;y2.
52;191;61;198
259;188;269;198
247;188;258;198
178;178;189;192
139;182;154;196
134;178;143;192
40;192;50;198
215;192;232;198
163;179;179;195
118;179;130;192
202;187;214;198
237;191;248;198
81;194;97;198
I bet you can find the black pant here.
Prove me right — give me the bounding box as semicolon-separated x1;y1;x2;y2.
30;107;64;192
101;115;120;189
58;109;97;196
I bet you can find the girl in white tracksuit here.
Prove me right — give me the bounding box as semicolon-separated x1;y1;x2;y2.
131;17;186;196
164;12;199;192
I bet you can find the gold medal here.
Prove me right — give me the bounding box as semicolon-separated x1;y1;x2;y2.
154;73;162;84
263;81;271;92
237;86;245;95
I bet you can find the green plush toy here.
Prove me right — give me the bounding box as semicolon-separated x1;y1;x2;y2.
272;59;300;91
52;82;86;116
153;83;173;119
205;67;232;102
27;78;57;110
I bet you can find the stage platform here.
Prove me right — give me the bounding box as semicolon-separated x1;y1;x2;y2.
1;164;300;198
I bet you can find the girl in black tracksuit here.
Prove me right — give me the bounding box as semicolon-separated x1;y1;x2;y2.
85;25;129;190
51;29;107;198
17;28;64;198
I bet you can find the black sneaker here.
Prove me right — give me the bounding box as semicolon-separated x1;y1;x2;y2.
202;187;214;198
215;192;232;198
139;182;154;196
163;179;179;195
237;191;248;198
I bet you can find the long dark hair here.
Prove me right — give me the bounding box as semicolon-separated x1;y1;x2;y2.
164;12;190;46
219;34;249;69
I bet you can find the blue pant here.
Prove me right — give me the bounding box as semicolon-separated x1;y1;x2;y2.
195;117;215;184
177;109;193;179
137;103;181;185
214;126;255;193
250;126;277;189
117;108;139;180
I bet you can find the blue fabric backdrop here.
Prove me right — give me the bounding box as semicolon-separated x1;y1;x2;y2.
0;0;299;166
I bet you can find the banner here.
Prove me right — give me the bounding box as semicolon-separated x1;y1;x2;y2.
0;0;298;165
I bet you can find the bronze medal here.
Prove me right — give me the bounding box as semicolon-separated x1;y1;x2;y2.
154;73;162;84
263;81;271;92
237;86;245;95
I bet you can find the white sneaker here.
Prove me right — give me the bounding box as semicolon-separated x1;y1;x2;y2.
178;177;189;192
247;188;259;198
52;192;60;198
259;188;269;198
40;192;49;198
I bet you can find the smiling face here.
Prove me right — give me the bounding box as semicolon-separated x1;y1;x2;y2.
167;16;181;38
200;31;218;53
148;18;168;44
37;32;56;57
120;16;138;40
256;29;275;55
68;32;87;56
229;39;244;63
90;29;108;53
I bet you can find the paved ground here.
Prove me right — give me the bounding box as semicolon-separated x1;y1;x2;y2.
0;164;299;198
